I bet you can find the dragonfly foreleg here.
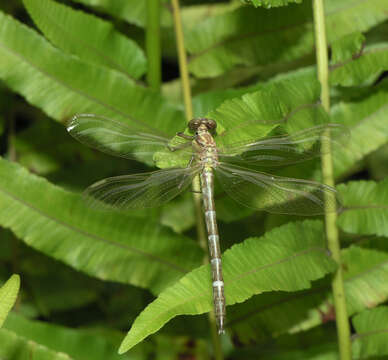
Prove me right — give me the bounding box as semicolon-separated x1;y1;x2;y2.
177;132;195;140
168;141;191;152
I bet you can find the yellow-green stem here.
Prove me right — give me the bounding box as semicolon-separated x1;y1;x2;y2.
170;1;223;359
313;1;352;359
170;0;193;120
146;0;161;90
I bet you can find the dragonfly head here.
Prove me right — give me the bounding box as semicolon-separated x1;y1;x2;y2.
188;118;217;133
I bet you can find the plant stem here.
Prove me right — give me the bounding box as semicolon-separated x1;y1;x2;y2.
170;1;223;359
313;1;352;360
146;0;161;90
170;0;193;120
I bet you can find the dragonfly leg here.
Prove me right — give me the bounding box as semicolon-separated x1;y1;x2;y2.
168;141;191;152
186;154;195;168
178;155;196;190
177;132;195;140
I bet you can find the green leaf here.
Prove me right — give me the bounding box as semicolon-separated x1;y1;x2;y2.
331;43;388;86
331;82;388;178
241;0;303;8
191;67;317;126
70;0;172;28
0;10;184;143
119;220;336;353
4;312;147;360
0;275;20;328
352;306;388;359
0;158;203;294
70;0;238;31
342;246;388;314
331;32;365;63
0;327;74;360
209;74;319;126
186;0;388;78
229;243;388;343
23;0;147;80
192;83;260;118
208;75;326;148
157;75;321;169
338;179;388;237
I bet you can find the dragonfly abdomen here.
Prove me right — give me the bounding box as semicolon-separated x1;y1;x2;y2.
200;168;226;334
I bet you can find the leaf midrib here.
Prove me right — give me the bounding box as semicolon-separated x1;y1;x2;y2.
0;22;168;136
232;245;327;281
29;1;139;81
330;45;388;71
188;0;372;61
229;253;388;326
353;327;388;339
0;185;189;274
126;244;331;342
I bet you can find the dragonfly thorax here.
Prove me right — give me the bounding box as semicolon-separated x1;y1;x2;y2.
193;125;219;168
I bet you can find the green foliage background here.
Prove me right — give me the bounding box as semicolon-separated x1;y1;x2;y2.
0;0;387;359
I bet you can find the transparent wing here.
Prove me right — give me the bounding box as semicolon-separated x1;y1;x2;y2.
84;165;201;210
216;163;340;215
67;114;188;161
217;123;348;167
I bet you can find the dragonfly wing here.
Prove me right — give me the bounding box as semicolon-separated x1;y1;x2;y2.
218;123;348;167
67;114;174;160
84;166;201;210
216;163;340;215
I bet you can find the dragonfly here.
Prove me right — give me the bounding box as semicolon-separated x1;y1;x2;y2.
67;113;344;335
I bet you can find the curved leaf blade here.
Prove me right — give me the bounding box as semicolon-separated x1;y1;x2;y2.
331;82;388;178
159;77;325;167
0;327;74;360
343;246;388;314
208;76;324;145
0;275;20;328
119;220;336;353
338;179;388;237
0;158;203;294
0;10;184;143
353;306;388;359
331;43;388;86
4;313;144;360
23;0;147;80
330;32;365;63
294;245;388;335
187;0;388;78
229;242;388;343
70;0;172;28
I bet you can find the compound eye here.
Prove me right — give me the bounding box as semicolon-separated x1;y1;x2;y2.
188;119;200;131
206;119;217;130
